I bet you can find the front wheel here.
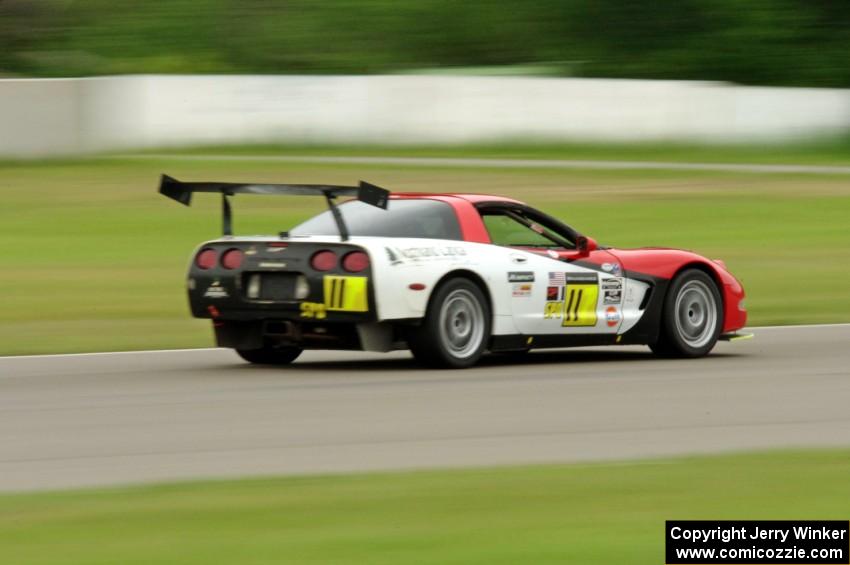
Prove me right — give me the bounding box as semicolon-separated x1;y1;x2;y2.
408;278;491;369
650;269;723;358
236;345;303;365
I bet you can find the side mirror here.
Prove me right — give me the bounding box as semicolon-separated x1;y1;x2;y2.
576;236;598;256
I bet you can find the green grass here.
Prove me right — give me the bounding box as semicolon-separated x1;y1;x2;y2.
145;137;850;165
1;450;848;565
3;151;850;355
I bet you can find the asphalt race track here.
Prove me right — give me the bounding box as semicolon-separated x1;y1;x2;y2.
1;325;849;492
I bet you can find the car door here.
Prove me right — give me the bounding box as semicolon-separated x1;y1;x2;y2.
480;207;624;335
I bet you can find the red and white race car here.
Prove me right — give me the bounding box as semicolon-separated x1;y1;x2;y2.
161;176;748;368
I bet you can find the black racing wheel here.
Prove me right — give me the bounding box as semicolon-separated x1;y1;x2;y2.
650;269;723;358
236;345;303;365
408;277;491;369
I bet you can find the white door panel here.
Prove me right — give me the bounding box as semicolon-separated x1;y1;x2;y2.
507;253;625;335
507;254;589;334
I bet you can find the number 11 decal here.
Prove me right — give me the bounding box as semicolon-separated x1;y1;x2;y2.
562;273;598;327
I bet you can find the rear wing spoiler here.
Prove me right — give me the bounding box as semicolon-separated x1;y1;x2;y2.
159;174;389;240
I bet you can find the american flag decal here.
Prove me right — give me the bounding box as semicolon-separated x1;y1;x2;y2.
548;272;566;286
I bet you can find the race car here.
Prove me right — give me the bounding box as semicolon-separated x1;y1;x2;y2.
160;175;749;368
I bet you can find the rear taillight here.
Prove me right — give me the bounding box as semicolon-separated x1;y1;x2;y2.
311;250;337;271
342;251;370;273
195;248;217;270
221;249;244;270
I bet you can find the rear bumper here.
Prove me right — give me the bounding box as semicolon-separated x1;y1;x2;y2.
190;275;376;324
213;319;365;350
187;241;377;324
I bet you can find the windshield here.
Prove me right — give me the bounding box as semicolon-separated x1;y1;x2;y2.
290;199;462;240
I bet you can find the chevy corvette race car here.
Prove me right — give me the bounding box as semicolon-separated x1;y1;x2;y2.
160;175;748;368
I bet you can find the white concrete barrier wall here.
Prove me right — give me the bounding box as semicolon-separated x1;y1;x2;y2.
2;75;849;157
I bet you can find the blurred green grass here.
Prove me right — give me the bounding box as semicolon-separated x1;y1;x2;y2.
145;137;850;165
3;150;850;355
1;450;848;565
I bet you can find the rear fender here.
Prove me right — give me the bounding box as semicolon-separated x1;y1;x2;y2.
362;238;520;335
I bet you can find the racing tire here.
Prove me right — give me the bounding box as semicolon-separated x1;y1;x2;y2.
236;345;303;365
650;269;723;358
408;277;491;369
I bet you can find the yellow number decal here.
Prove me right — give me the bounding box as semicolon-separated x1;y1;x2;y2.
544;302;563;319
323;276;369;312
561;284;598;327
300;302;327;319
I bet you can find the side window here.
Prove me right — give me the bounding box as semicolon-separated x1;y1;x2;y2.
481;211;574;249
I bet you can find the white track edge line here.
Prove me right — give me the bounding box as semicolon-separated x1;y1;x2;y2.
0;347;222;360
2;323;848;360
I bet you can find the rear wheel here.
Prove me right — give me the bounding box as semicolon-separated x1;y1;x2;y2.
650;269;723;358
236;345;303;365
408;278;491;369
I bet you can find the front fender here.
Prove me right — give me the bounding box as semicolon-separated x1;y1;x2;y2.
609;248;747;333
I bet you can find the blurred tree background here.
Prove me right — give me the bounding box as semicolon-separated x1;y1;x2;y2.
1;0;848;86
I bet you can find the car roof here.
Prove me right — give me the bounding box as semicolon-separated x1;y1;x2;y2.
389;192;523;205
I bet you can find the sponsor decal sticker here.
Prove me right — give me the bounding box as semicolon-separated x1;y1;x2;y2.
300;302;327;319
605;306;621;327
508;271;535;283
393;246;467;260
604;289;622;304
385;247;403;265
203;280;229;299
602;278;623;304
565;272;598;285
601;262;621;274
546;286;563;301
512;283;533;298
544;302;562;319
